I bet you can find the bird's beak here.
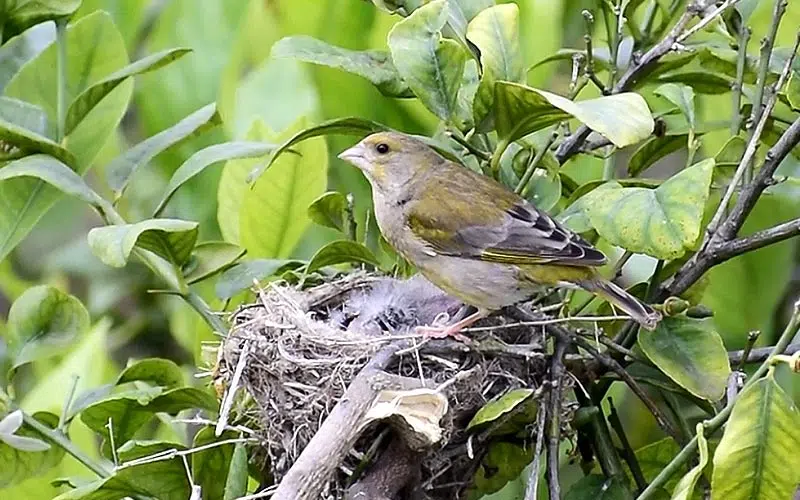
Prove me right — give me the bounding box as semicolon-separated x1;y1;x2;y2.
337;143;368;170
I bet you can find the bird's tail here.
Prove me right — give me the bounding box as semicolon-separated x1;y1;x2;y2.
580;279;661;330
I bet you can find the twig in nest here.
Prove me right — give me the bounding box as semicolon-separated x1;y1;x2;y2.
216;339;251;437
545;338;568;500
524;396;548;500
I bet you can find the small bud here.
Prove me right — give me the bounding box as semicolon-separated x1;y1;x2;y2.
512;148;534;178
686;304;714;319
663;296;689;316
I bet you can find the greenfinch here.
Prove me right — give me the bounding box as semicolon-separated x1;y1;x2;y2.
338;132;661;338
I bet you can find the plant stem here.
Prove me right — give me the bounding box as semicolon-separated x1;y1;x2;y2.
608;398;646;492
602;148;616;180
185;290;227;334
515;128;559;195
22;411;112;478
546;338;567;500
590;404;625;479
735;330;761;371
55;18;68;142
637;301;800;499
730;25;751;135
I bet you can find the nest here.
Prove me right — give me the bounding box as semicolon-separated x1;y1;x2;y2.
216;272;572;499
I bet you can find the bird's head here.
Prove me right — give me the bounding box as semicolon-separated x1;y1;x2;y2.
338;132;442;191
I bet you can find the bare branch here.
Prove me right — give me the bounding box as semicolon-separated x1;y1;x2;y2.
545;338;568;500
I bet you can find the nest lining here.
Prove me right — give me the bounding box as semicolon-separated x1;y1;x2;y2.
216;272;569;498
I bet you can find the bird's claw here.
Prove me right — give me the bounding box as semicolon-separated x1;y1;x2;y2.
415;324;470;342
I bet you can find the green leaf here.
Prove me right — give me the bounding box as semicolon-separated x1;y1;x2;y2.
215;259;303;300
0;412;65;489
466;388;533;431
192;428;237;500
65;48;192;135
0;155;109;210
671;424;708;500
308;191;348;232
711;375;800;500
564;475;632;500
105;103;221;195
387;0;467;122
305;240;381;275
0;411;50;451
0;117;74;164
272;36;410;97
154;141;274;216
494;82;654;147
246;117;387;184
0;23;56;94
466;3;523;129
147;387;217;414
184;241;246;285
2;0;80;35
577;158;714;259
657;72;732;95
87;219;199;268
627;438;681;494
1;12;131;261
786;71;800;111
468;441;533;497
223;443;249;500
239;121;328;258
0;96;51;139
627;135;688;177
116;358;185;389
6;285;90;372
638;317;730;401
654;83;696;130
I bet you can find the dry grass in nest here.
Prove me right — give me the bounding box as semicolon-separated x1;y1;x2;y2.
215;272;564;498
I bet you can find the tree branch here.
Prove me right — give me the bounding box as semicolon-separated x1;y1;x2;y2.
713;217;800;261
546;338;568;500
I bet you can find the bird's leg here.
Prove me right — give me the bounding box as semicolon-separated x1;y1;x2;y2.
416;309;488;341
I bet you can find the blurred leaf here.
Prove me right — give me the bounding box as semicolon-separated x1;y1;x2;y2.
272;36;410;97
65;48;192;135
106;103;220;195
0;411;50;452
116;359;185;389
657;72;732;94
466;388;533;432
215;259;303;300
0;96;51;138
467;3;523;129
654;83;695;130
494;82;654;148
564;475;631;500
54;441;190;500
627;135;687;177
530;48;612;72
671;424;708;500
0;23;55;93
0;155;108;210
577;159;714;259
626;438;680;493
305;240;381;275
239;122;327;258
786;71;799;111
0;117;74;164
468;441;533;497
639;316;731;401
1;0;80;36
223;443;248;500
246;117;387;184
388;0;467;122
192;428;237;500
714;135;746;167
711;375;800;500
87;219;199;268
154;141;274;216
308;191;348;232
522;168;561;211
0;412;65;489
1;12;130;261
6;285;90;372
184;242;246;285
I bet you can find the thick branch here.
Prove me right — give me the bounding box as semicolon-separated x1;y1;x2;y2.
728;342;800;366
545;338;568;500
344;435;422;500
714;218;800;261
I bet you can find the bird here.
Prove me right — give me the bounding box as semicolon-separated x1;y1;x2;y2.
338;131;661;338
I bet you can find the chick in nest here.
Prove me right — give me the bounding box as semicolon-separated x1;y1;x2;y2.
330;275;465;336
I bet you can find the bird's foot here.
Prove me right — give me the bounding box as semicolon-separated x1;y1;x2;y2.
414;309;488;342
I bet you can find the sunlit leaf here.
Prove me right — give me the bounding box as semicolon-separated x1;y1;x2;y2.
2;0;80;35
388;0;467;122
786;71;800;111
639;317;730;401
154;141;274;216
494;82;654;148
272;36;410;97
571;158;714;259
711;375;800;500
87;219;199;268
184;241;246;285
304;240;381;275
0;412;65;488
6;285;90;372
0;411;50;452
466;3;523;129
466;388;533;431
671;424;708;500
117;358;185;389
65;48;192;135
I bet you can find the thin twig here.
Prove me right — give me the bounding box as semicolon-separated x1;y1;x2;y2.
676;0;741;43
545;338;567;500
729;341;800;366
116;437;257;470
462;315;632;333
216;340;251;437
730;25;751;135
608;398;647;492
524;404;548;500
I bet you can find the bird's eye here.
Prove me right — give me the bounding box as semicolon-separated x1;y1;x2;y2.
376;143;390;154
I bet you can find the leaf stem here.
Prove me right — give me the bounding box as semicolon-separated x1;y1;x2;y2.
55;18;68;142
185;290;228;334
735;330;761;371
21;411;112;478
515;128;558;196
637;300;800;499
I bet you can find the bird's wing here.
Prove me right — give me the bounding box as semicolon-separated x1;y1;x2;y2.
407;166;606;267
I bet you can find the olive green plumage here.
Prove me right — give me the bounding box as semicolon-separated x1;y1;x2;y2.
338;131;660;333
